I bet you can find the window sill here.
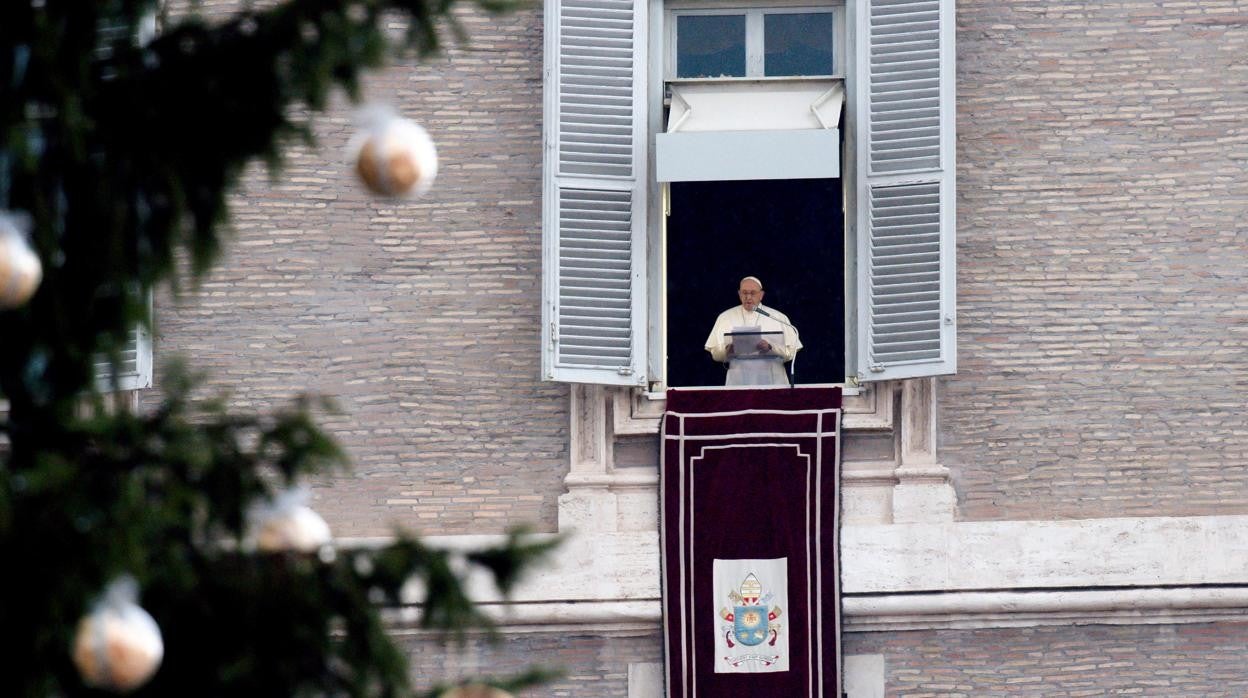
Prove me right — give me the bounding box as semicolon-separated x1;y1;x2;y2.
666;74;843;85
615;382;883;436
642;382;859;400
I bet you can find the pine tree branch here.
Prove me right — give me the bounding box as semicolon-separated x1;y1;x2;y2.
1;4;556;694
0;0;525;407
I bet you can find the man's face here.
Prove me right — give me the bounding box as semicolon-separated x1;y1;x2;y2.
738;281;764;311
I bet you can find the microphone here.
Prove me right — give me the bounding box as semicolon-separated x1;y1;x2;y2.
754;306;798;331
751;306;800;388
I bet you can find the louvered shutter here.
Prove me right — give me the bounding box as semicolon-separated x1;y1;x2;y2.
541;0;649;385
94;324;153;392
852;0;956;380
91;15;157;393
96;13;156;66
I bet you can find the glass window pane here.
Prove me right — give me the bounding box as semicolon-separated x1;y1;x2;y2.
764;12;835;77
676;15;746;78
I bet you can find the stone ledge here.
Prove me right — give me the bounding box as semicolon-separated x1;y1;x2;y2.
843;586;1248;632
354;514;1248;633
377;586;1248;635
842;514;1248;594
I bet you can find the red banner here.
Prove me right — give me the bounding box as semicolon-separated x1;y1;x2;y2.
662;387;842;698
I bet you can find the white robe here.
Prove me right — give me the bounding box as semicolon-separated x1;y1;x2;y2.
703;305;802;386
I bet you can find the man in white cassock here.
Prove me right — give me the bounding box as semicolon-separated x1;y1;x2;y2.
704;276;802;386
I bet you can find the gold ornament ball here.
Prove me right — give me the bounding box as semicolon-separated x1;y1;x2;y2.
72;603;164;692
354;118;438;198
439;684;514;698
0;224;41;309
254;504;332;553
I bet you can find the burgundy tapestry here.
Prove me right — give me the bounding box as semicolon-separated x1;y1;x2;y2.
661;387;842;698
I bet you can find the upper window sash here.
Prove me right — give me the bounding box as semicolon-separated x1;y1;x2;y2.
665;5;845;81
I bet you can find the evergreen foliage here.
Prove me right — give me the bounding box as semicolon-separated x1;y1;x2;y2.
0;1;553;695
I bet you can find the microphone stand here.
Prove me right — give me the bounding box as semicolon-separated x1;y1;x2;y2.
753;306;799;389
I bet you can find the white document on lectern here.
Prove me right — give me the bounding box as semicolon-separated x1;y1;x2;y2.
730;326;783;357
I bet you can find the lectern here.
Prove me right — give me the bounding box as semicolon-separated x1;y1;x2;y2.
724;329;787;387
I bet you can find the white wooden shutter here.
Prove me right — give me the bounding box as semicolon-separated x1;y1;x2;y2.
541;0;649;385
94;324;153;392
91;15;157;393
852;0;956;380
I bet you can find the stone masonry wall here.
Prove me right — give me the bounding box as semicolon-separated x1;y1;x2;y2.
148;7;563;536
944;0;1248;520
400;628;662;696
400;622;1248;696
847;621;1248;697
153;1;1248;531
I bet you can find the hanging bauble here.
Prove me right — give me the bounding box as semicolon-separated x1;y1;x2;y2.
0;211;42;309
439;684;514;698
71;577;164;693
248;487;332;553
351;108;438;198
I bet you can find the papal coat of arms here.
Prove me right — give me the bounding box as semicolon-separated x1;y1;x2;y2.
712;558;789;673
721;573;782;648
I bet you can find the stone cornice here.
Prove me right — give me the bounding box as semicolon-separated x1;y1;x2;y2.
355;514;1248;633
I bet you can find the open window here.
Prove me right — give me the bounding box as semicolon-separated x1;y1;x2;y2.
542;0;956;387
664;178;844;387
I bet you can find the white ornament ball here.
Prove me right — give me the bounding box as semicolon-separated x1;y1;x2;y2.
439;684;514;698
353;116;438;198
72;581;164;693
253;502;332;553
0;212;42;310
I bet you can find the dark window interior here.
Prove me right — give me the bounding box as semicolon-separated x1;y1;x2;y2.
665;178;845;388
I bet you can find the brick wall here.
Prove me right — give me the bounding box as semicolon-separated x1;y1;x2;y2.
943;0;1248;520
847;621;1248;697
400;622;1248;696
148;7;564;536
153;0;1248;531
400;628;662;696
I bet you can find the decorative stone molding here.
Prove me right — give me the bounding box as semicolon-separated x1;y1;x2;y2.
843;587;1248;632
559;384;619;533
385;599;660;635
841;465;897;525
382;582;1248;637
611;386;665;436
609;382;889;435
561;385;662;533
573;380;956;530
841;515;1248;594
843;380;893;431
383;584;1248;636
371;514;1248;636
893;378;955;523
841;381;899;525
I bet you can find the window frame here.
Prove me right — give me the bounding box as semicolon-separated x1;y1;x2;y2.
542;0;954;388
650;0;849;391
665;2;846;82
